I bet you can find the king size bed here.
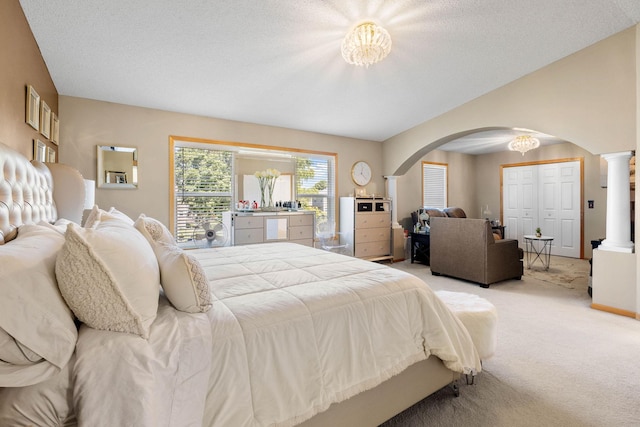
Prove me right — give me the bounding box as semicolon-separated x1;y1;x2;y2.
0;141;481;426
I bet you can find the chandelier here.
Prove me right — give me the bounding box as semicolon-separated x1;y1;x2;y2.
508;135;540;155
341;21;392;68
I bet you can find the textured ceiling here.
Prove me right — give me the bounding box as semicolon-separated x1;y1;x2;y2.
19;0;640;149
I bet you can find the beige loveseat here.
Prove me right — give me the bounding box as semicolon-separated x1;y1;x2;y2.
429;217;523;288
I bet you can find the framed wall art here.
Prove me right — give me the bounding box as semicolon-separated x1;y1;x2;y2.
26;85;40;130
51;113;60;145
40;101;51;139
33;139;46;162
47;146;56;163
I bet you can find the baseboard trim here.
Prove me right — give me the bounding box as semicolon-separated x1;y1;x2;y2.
591;303;637;319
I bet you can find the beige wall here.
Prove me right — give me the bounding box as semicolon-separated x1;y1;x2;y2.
59;97;382;225
387;25;638;261
383;26;637;177
0;0;58;159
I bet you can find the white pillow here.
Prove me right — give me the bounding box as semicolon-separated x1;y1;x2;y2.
0;225;17;245
0;327;42;365
84;205;134;228
134;215;212;313
56;214;160;339
0;224;77;386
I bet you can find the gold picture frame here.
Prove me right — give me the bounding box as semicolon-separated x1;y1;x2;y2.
33;139;46;162
51;113;59;145
26;85;40;130
40;101;51;139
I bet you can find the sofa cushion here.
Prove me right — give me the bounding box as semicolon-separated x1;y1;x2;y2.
443;207;467;218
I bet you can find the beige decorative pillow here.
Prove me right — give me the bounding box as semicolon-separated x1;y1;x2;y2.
134;215;211;313
0;327;42;365
56;215;160;339
0;224;77;386
135;214;175;245
83;205;103;228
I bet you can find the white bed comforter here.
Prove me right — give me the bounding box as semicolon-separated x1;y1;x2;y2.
0;295;212;427
194;243;481;427
72;297;212;427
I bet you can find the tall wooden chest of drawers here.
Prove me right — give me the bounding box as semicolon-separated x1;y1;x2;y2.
339;197;392;261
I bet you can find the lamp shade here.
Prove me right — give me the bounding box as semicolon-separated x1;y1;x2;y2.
83;179;95;209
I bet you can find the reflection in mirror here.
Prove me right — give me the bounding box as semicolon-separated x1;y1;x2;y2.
97;145;138;189
235;151;295;204
242;174;292;205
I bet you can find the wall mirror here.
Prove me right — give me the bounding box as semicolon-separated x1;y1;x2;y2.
97;145;138;189
234;151;295;203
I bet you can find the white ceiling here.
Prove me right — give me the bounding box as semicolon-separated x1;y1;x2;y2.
19;0;640;153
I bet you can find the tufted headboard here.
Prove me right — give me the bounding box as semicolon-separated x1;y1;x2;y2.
0;141;85;244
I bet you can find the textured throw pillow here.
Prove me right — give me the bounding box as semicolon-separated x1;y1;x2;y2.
134;215;212;313
83;205;103;228
134;214;175;245
56;214;160;339
0;224;77;386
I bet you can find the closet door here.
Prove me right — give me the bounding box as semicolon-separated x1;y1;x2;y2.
502;161;581;258
502;165;537;242
555;162;581;257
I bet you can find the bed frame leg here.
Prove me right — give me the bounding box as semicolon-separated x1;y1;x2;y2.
465;374;475;385
451;380;460;397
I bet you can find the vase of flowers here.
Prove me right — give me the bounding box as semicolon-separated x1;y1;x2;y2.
254;168;280;210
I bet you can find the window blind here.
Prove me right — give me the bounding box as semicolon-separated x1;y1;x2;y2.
422;162;447;209
174;146;232;243
296;156;335;225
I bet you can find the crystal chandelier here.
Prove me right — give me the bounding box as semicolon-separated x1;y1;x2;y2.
508;135;540;155
341;21;392;68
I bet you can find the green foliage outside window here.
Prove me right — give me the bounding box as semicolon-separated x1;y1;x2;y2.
174;147;232;243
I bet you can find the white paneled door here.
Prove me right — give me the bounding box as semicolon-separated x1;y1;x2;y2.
502;160;581;258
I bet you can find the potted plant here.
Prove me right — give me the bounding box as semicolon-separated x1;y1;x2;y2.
535;227;542;238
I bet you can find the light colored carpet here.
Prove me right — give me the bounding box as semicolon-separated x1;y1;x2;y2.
381;257;640;427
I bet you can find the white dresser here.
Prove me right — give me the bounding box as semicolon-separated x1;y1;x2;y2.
223;211;315;246
339;197;392;261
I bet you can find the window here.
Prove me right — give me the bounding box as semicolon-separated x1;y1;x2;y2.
422;162;448;209
295;156;335;224
173;145;233;244
170;137;336;243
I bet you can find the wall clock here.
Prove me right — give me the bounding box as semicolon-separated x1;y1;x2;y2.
351;161;372;186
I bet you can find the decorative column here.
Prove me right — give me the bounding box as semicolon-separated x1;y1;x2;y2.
600;151;634;253
384;175;401;228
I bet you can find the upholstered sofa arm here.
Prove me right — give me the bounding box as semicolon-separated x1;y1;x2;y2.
487;239;520;260
486;238;524;284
